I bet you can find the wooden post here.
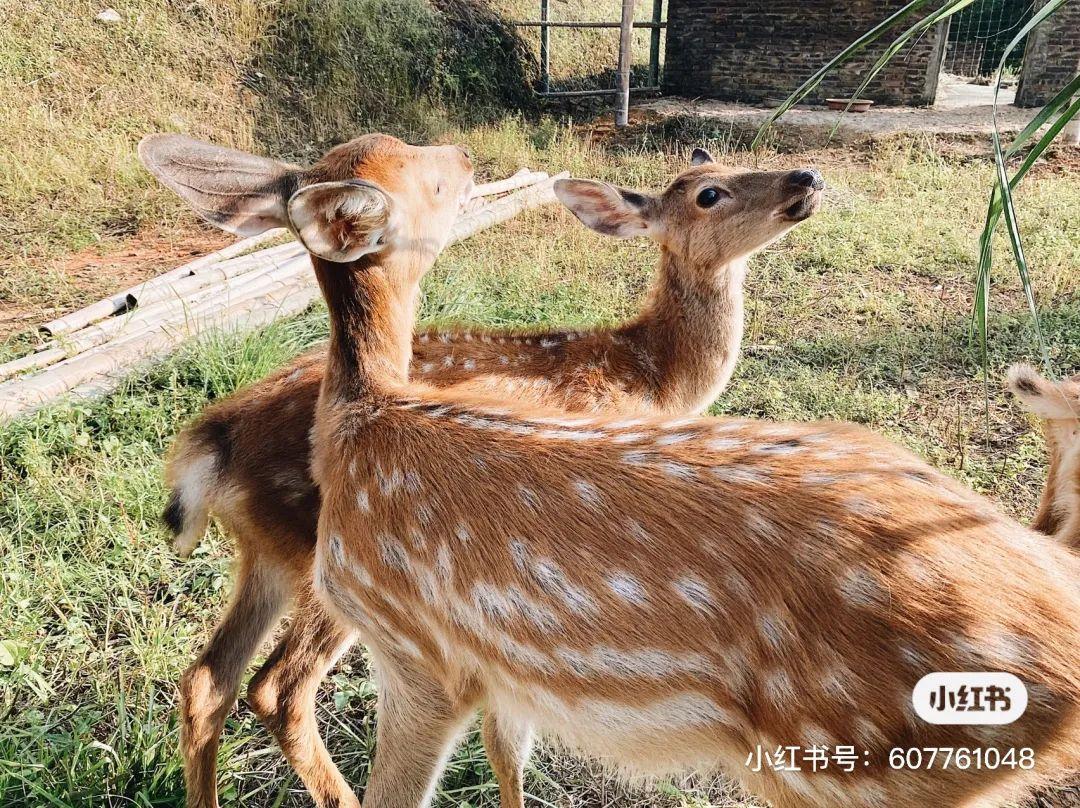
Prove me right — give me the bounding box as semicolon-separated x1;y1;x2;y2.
1064;96;1080;146
539;0;550;94
615;0;636;127
648;0;663;88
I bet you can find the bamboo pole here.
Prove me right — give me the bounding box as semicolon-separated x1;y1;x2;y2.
127;240;305;308
471;169;548;198
0;255;305;380
57;256;310;357
39;228;289;337
0;276;317;420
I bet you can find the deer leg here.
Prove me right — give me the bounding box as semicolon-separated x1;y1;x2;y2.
481;712;532;808
361;650;477;808
1031;456;1061;535
247;584;359;808
179;560;287;808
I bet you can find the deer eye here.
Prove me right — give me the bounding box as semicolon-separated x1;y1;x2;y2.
696;187;727;208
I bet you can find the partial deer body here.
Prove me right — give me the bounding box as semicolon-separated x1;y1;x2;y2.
1009;363;1080;550
146;132;1080;808
148;136;814;808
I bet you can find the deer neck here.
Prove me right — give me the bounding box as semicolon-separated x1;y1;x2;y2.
311;254;419;406
624;249;746;414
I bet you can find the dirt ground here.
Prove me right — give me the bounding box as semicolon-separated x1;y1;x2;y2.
0;227;230;343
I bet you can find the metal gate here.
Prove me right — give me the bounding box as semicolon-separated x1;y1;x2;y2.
943;0;1035;78
513;0;665;98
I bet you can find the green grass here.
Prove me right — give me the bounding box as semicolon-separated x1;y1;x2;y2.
2;120;1079;806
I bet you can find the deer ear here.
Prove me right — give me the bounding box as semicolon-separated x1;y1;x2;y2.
138;134;300;236
287;180;393;263
691;147;715;166
554;179;659;239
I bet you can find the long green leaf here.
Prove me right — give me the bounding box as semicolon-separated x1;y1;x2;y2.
979;0;1071;371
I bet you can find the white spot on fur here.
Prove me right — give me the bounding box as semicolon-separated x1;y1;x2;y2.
441;355;453;367
707;437;746;452
607;418;645;431
764;669;796;705
711;465;770;485
673;575;716;613
455;523;472;543
532;559;598;615
724;569;752;599
463;359;476;371
758;611;795;652
607;572;648;605
574;479;602;508
378;533;409;571
509;539;529;571
838;564;888;608
420;362;434;374
656;432;693;446
328;534;346;567
518;484;541;512
403;470;423;494
435;543;453;582
377;465;403;496
625;518;652;543
661;461;696;480
539;429;605;441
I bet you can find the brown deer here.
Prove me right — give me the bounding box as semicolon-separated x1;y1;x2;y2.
146;132;1080;808
144;133;824;808
1008;363;1080;550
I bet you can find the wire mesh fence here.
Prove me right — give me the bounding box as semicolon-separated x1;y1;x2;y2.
944;0;1036;78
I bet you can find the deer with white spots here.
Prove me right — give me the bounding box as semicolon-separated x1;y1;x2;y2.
145;132;1080;808
1009;363;1080;550
145;133;823;808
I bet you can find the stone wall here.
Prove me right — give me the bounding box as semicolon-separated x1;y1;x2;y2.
1016;0;1080;107
663;0;948;107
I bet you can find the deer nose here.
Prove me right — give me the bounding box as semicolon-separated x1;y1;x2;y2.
791;168;825;191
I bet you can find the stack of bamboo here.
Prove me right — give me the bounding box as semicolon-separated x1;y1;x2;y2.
0;168;566;422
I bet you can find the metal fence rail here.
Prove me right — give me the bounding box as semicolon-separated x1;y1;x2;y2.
514;0;665;100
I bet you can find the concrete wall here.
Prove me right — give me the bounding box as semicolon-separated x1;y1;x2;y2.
663;0;947;106
1016;0;1080;107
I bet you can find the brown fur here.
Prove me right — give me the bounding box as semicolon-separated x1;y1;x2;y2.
155;136;819;808
1009;364;1080;549
305;139;1080;808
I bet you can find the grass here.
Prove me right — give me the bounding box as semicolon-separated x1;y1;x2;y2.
2;118;1079;806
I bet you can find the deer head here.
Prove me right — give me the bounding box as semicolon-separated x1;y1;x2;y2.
555;148;824;272
139;133;474;272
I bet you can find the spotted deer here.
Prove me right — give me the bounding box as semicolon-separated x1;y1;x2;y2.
144;131;1080;808
1008;363;1080;550
145;133;823;808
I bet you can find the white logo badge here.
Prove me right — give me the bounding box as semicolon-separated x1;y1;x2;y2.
913;672;1028;725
